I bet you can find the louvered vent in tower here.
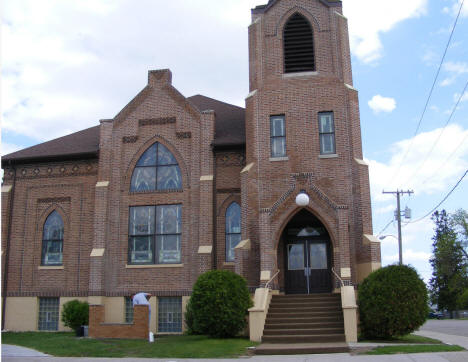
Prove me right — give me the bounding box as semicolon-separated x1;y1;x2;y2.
283;13;315;73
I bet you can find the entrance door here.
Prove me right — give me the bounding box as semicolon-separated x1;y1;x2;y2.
285;239;331;294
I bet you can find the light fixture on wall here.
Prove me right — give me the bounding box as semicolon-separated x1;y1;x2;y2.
295;190;309;207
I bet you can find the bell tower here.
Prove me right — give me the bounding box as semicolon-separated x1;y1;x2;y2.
241;0;379;293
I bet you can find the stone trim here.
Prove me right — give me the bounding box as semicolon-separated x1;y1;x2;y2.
354;158;368;166
125;264;184;269
340;267;351;278
2;185;12;193
345;83;357;91
241;163;254;173
282;71;318;78
246;90;257;99
363;234;380;245
38;266;64;270
198;245;212;254
90;248;105;257
319;154;338;159
269;156;289;162
200;175;213;181
96;181;109;187
235;239;251;250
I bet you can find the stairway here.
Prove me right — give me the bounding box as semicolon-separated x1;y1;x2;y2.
255;293;349;355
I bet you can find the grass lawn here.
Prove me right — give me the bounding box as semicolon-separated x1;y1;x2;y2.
365;344;465;355
360;333;442;344
2;332;258;358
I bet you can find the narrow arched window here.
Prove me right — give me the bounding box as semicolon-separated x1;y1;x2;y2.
225;202;241;262
283;13;315;73
41;211;64;265
130;142;182;192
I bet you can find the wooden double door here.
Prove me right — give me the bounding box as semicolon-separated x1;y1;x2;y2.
284;238;332;294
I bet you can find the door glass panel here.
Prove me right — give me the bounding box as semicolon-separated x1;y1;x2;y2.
287;244;304;270
309;243;327;269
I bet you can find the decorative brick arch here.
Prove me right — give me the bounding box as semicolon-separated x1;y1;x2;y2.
123;135;190;191
274;7;321;38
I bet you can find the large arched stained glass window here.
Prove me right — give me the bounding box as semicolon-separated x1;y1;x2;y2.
41;211;64;265
130;142;182;192
225;202;241;262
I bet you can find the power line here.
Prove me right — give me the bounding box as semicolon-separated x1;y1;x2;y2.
405;169;468;224
391;0;465;182
377;219;394;237
422;131;468;185
403;80;468;185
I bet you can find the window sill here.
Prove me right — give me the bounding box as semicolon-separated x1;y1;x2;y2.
223;262;235;267
125;264;184;269
38;266;64;270
270;156;289;162
282;71;318;78
319;154;338;159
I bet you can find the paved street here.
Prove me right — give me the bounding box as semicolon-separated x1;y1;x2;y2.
419;319;468;337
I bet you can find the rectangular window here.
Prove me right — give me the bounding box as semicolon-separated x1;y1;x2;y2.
38;297;59;331
125;297;134;323
318;112;336;154
128;205;181;264
270;115;286;157
158;297;182;333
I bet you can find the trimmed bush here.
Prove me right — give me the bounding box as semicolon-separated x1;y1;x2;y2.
185;270;252;338
358;265;428;339
61;300;89;335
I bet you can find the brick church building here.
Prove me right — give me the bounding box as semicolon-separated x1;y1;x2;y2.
2;0;380;340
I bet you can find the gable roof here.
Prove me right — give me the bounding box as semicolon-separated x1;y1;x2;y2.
2;95;245;166
187;95;245;149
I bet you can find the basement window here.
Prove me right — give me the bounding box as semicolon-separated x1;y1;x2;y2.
158;297;182;333
38;297;59;331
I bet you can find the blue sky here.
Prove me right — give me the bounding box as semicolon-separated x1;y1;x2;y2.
2;0;467;284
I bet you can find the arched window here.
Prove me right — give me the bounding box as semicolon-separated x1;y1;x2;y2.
41;211;64;265
130;142;182;192
283;13;315;73
225;202;241;262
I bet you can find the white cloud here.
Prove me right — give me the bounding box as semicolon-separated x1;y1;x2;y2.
383;249;432;263
1;142;23;156
343;0;428;63
440;61;468;86
367;124;468;203
368;95;396;113
454;91;468;103
444;0;468;17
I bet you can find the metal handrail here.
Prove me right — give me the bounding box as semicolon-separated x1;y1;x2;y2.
265;269;280;290
331;267;344;288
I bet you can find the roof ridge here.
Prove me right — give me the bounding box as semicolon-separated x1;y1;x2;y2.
187;94;244;110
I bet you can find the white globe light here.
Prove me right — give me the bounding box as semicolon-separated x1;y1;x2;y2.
295;192;309;206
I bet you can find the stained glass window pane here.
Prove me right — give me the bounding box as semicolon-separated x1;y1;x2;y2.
288;244;304;270
226;203;241;233
129;206;155;235
131;167;156;192
43;241;63;265
156;205;181;234
309;243;327;269
136;144;157;166
271;116;285;136
157;143;178;165
43;211;64;240
157;235;181;264
158;297;182;332
157;166;182;190
226;234;241;262
271;137;286;157
129;236;153;263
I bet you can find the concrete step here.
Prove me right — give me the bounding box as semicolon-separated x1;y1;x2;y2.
263;327;344;335
265;315;343;324
272;294;340;300
269;300;341;307
262;333;346;343
268;305;342;313
264;321;344;330
254;342;350;355
266;311;342;319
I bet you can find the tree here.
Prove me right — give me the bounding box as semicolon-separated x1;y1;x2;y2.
450;209;468;260
429;210;468;317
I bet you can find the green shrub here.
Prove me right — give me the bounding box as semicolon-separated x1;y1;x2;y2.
358;265;429;339
185;270;252;338
61;300;89;335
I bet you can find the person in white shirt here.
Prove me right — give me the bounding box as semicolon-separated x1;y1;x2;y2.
132;292;151;326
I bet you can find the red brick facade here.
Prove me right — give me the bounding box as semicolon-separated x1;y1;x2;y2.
1;0;380;332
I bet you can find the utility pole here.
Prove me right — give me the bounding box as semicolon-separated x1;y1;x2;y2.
382;189;414;265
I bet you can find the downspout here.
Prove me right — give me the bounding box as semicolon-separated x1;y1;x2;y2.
2;162;16;330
